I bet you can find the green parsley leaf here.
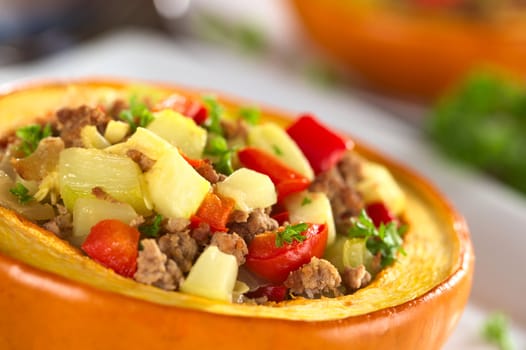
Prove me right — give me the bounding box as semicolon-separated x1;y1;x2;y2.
348;210;406;268
16;123;52;156
481;312;514;350
119;95;154;132
139;214;163;238
301;197;312;206
9;182;34;204
238;106;260;125
204;130;235;175
275;223;308;247
427;71;526;196
202;95;224;135
272;144;283;156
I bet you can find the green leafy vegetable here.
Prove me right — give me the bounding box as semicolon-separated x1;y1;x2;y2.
272;144;283;156
301;197;312;206
16;123;52;156
348;210;406;268
202;96;236;175
427;71;526;195
202;95;224;135
481;312;514;350
119;95;154;132
9;182;34;204
275;223;308;247
139;214;163;238
238;106;260;125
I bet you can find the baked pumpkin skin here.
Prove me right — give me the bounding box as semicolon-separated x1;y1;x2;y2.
289;0;526;101
0;79;473;350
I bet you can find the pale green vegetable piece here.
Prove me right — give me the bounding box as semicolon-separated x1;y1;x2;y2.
144;148;210;219
180;245;238;302
324;235;372;273
215;168;276;212
104;120;130;144
356;161;406;216
248;123;314;180
58;148;149;214
71;197;138;246
81;125;110;149
105;127;173;161
147;109;207;159
283;190;336;245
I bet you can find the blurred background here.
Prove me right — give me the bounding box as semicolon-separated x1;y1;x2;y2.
1;0;526;348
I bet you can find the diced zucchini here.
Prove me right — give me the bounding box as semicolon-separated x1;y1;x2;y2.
180;245;238;302
248;123;314;180
104;120;130;144
356;162;406;216
58;148;149;214
283;191;336;245
105;127;173;161
147;109;207;159
81;125;110;149
215;168;276;212
324;235;373;273
144;148;210;219
71;197;138;246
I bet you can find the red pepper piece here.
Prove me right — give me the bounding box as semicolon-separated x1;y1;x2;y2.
245;285;288;302
191;192;235;232
286;114;351;174
271;211;290;226
366;202;397;227
81;219;140;278
153;94;208;125
245;224;328;283
179;150;206;169
237;147;310;200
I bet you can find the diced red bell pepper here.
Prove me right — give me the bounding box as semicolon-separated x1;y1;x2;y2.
245;223;328;283
153;94;208;125
237;147;310;200
286;114;352;174
179;149;206;169
271;211;290;226
366;202;397;227
191;192;235;232
81;219;140;278
245;285;288;302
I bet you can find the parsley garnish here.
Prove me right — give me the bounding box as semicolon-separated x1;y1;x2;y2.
16;123;52;156
427;71;526;195
238;106;260;125
482;312;514;350
201;96;236;175
348;210;406;268
301;197;312;206
202;95;224;135
9;182;34;204
272;144;283;156
139;214;163;238
275;223;308;247
119;95;154;132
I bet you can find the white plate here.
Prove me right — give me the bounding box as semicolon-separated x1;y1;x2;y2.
1;29;525;349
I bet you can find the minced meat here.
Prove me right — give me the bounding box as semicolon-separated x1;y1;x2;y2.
284;257;342;298
210;232;248;265
158;231;198;274
56;105;112;147
227;208;278;243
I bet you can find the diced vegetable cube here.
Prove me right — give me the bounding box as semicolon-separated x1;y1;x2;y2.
147;109;207;159
324;236;372;273
248;123;314;180
144;148;210;219
180;246;238;302
215;168;276;212
58;148;149;214
104;120;130;144
81;125;110;149
105;127;173;161
356;162;406;216
71;197;138;246
283;191;336;245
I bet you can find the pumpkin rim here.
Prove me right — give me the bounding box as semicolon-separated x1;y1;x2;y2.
0;77;473;324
